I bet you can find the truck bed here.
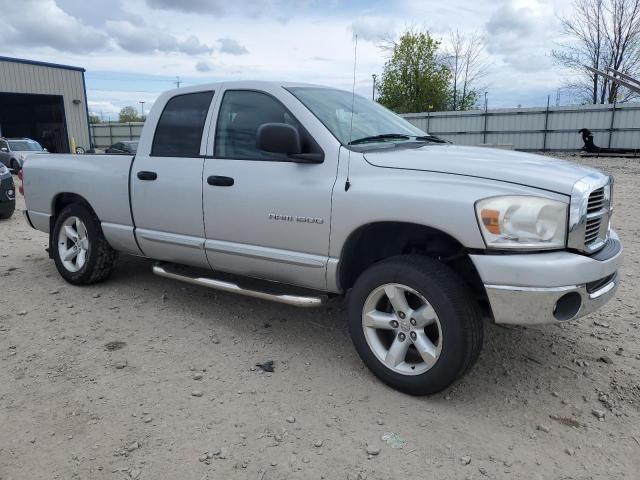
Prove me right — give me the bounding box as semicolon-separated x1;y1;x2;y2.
22;153;140;254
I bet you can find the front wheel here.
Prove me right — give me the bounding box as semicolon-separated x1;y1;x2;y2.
10;159;20;174
51;204;118;285
347;255;484;395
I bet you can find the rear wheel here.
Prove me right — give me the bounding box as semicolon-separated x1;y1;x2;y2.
51;204;118;285
347;255;483;395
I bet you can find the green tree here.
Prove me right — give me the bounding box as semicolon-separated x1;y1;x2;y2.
377;31;451;113
88;114;101;124
119;106;141;123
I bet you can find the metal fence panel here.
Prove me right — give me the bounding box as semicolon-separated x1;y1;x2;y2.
89;122;144;149
402;103;640;151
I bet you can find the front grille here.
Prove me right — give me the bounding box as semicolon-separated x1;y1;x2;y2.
568;174;612;254
587;187;605;213
584;217;601;244
584;186;610;250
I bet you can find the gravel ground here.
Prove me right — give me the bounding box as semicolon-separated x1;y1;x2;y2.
1;155;639;480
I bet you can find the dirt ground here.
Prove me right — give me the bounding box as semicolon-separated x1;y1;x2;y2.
1;154;639;480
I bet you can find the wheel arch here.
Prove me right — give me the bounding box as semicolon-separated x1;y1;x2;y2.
336;221;488;312
50;192;98;222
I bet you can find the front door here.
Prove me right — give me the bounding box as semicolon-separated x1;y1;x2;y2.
131;90;215;268
202;88;338;290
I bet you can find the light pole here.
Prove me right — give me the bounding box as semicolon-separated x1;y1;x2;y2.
372;74;377;101
139;101;146;118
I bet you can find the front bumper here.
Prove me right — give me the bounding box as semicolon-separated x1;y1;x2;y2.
471;230;622;325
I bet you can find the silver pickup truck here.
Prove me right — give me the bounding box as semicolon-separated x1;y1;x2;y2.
21;81;622;395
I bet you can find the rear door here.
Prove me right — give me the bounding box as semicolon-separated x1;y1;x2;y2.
202;86;339;290
131;90;215;268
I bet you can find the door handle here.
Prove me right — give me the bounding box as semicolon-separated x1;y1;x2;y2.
137;171;157;181
207;175;234;187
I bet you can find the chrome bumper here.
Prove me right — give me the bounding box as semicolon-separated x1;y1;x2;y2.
471;230;622;325
484;274;618;324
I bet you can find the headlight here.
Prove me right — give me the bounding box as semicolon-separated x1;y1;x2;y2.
0;164;8;175
475;196;567;250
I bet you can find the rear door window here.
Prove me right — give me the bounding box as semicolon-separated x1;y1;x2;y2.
152;91;214;157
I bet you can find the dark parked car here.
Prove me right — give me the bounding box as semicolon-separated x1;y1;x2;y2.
0;164;15;219
105;141;138;154
0;137;46;173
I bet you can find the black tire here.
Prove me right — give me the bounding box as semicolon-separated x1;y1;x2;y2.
347;255;483;395
0;202;14;219
10;159;20;174
51;204;118;285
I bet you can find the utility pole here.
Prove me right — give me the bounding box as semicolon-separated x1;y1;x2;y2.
372;74;377;101
175;76;181;88
139;101;146;118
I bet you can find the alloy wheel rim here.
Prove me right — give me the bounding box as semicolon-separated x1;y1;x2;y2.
362;283;443;376
57;216;89;273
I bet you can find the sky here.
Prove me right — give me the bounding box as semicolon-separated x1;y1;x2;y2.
0;0;578;120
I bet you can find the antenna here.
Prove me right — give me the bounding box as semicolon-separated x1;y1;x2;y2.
345;34;358;192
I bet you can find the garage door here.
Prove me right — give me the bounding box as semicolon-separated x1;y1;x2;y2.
0;92;69;153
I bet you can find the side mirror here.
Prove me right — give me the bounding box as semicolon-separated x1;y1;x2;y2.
256;123;323;163
256;123;301;155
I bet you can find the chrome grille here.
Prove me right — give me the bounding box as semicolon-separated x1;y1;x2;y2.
584;217;602;244
587;187;605;213
584;187;606;246
568;174;612;254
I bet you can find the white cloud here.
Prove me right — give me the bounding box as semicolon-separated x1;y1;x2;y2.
105;21;213;54
484;0;559;72
195;61;212;72
87;100;122;117
218;38;249;55
0;0;107;53
145;0;228;14
349;16;395;42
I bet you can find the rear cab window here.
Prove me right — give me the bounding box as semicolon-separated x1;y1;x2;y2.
152;91;214;157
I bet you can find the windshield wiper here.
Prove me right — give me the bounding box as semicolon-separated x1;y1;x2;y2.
414;135;450;144
348;133;451;146
348;134;411;145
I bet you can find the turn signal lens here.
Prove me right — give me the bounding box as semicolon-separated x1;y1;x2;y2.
480;209;501;234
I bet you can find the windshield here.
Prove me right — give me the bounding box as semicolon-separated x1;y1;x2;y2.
287;87;425;146
8;140;43;151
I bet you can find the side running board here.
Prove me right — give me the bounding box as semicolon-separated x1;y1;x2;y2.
153;264;328;308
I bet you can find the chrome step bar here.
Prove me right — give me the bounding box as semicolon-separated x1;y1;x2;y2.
153;264;327;308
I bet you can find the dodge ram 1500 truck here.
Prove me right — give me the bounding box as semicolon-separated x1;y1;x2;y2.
21;81;622;395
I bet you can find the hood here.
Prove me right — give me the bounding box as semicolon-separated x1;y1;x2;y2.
363;145;600;195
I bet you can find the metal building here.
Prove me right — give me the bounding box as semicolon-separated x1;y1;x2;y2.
0;56;90;153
